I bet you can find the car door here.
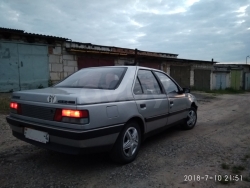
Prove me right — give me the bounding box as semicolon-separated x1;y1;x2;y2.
133;69;169;132
154;71;188;126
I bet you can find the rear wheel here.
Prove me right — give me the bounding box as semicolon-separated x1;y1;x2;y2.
110;121;141;164
181;107;197;130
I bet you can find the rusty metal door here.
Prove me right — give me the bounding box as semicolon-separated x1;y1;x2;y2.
78;56;114;69
161;64;167;73
170;66;190;88
139;61;160;70
194;69;211;90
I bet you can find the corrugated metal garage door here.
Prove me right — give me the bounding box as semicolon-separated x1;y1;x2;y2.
194;69;211;90
78;56;114;69
0;42;48;92
170;66;190;88
231;70;241;90
215;73;227;90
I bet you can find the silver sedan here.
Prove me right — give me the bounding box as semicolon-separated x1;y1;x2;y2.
6;66;198;163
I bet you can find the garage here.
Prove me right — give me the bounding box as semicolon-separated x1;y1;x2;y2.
194;69;211;90
170;65;190;88
0;42;49;92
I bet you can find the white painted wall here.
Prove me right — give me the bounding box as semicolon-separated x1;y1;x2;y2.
190;68;194;87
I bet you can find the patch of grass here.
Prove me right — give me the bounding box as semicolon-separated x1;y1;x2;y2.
204;88;245;94
48;78;53;87
245;154;250;158
232;165;245;174
241;154;250;162
37;84;44;89
221;163;230;170
243;176;250;182
0;96;10;114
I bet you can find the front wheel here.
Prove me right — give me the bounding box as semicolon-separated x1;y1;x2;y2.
110;121;141;164
181;107;197;130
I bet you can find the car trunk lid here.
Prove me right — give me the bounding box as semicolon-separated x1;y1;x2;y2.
12;88;78;104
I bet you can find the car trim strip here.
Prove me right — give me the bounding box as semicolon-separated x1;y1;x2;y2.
6;116;124;140
76;98;167;106
145;108;189;122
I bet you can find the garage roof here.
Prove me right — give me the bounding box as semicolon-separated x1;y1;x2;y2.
0;27;68;41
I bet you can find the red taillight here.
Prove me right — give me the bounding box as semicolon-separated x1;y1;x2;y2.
62;109;88;118
10;102;18;109
10;102;22;114
53;109;89;124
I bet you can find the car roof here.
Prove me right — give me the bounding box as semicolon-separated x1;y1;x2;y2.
80;65;164;73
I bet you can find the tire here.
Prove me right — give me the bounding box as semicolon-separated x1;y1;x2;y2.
181;107;197;130
110;121;141;164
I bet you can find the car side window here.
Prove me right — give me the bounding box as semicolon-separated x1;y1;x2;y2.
154;72;179;94
137;70;162;94
133;77;143;94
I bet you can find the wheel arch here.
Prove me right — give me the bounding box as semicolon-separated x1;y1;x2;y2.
191;102;198;111
126;116;145;136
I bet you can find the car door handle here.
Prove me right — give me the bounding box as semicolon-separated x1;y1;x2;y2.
140;104;146;108
170;101;174;107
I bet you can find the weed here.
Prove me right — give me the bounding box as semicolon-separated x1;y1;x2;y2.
243;176;250;182
0;97;10;114
219;176;231;184
221;163;230;170
193;87;245;94
241;154;250;162
232;165;245;174
205;88;245;94
48;78;53;87
37;84;44;89
244;154;250;159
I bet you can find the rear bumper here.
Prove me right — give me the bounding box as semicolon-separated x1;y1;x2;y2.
6;116;123;154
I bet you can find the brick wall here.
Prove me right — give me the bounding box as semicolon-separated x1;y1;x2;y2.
48;43;78;84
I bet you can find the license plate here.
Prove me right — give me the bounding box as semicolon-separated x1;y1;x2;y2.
24;127;49;143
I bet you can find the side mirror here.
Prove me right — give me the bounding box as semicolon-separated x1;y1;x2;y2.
182;87;190;93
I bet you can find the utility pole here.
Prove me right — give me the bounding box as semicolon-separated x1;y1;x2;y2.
134;48;138;65
246;56;250;64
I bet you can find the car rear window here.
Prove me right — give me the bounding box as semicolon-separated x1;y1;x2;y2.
55;67;127;89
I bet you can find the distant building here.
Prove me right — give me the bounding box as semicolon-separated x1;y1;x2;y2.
0;27;215;92
213;63;250;90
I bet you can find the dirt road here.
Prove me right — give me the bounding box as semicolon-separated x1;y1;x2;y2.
1;92;250;188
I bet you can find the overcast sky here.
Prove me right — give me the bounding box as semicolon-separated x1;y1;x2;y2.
0;0;250;63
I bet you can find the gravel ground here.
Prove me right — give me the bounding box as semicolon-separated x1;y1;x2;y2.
1;92;250;188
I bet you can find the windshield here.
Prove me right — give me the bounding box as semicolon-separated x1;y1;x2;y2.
55;67;127;89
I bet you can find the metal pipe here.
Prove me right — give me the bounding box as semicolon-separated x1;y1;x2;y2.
247;56;250;64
